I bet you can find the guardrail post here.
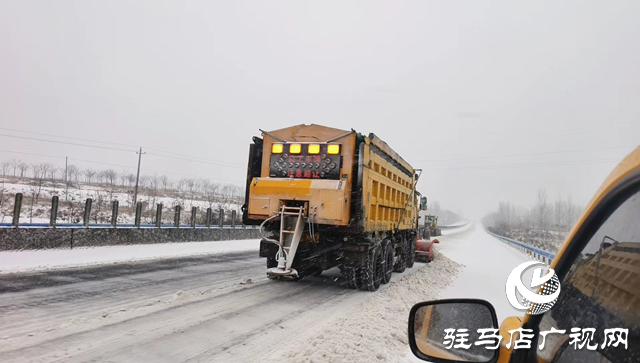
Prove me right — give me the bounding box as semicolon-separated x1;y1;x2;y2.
156;204;162;228
219;208;224;228
50;196;59;227
206;207;212;228
231;210;236;228
174;206;181;228
111;200;119;227
83;198;92;228
191;207;197;228
134;202;142;228
12;193;22;227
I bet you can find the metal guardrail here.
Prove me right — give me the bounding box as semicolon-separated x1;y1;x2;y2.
485;230;556;265
3;193;250;230
438;221;469;229
0;223;258;229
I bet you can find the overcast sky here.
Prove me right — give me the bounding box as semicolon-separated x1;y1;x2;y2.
1;1;638;219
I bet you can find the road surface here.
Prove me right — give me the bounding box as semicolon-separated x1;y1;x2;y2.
0;223;531;363
0;239;462;363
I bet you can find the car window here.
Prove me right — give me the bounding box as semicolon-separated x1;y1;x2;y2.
536;188;640;363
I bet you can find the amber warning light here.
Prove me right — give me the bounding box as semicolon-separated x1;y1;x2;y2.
327;144;340;155
272;144;283;154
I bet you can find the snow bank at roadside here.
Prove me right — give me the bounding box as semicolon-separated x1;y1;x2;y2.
274;251;462;363
0;239;260;274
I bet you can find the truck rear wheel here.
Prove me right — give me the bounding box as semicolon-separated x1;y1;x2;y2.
342;266;359;289
359;244;382;291
406;238;416;268
381;240;394;284
393;237;407;273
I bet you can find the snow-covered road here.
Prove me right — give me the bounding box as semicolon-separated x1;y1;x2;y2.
436;223;533;321
0;225;533;363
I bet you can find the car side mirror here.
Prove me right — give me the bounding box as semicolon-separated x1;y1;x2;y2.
409;299;499;363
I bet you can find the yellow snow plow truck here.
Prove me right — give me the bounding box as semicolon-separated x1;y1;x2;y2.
422;215;441;239
242;124;427;291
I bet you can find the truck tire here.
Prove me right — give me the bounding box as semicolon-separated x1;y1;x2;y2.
406;237;416;268
359;244;382;291
393;237;407;273
435;228;441;236
341;266;359;289
382;239;394;284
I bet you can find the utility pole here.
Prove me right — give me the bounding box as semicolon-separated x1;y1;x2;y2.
133;147;145;206
65;156;68;202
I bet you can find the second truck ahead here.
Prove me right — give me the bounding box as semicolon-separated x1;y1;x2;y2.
421;214;441;239
242;124;427;291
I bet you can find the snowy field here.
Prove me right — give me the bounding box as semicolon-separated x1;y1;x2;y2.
0;239;260;274
0;180;243;225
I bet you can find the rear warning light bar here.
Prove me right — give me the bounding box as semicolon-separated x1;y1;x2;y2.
268;143;342;179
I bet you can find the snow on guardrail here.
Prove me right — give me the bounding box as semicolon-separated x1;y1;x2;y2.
438;221;469;229
485;230;556;265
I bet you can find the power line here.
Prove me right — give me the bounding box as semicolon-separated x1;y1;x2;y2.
0;150;239;183
68;158;136;169
67;157;239;183
145;147;242;167
0;126;244;169
0;127;140;148
146;152;244;169
0;149;66;159
0;134;137;152
409;145;634;163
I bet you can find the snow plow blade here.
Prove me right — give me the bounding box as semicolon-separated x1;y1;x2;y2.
415;239;438;262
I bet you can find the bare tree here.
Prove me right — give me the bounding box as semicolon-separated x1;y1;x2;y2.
84;169;96;184
159;175;170;191
554;195;567;230
10;158;19;176
18;161;29;178
40;163;52;181
64;198;82;223
103;169;117;185
120;169;129;186
566;195;582;230
0;183;10;222
28;164;46;223
30;164;40;178
67;165;79;185
49;166;59;181
126;173;135;187
50;167;59;192
1;161;10;176
92;190;106;223
204;182;220;208
534;188;550;231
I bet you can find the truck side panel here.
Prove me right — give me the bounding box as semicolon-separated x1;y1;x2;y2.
361;137;417;232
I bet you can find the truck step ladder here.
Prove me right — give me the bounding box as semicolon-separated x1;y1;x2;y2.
267;206;305;278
